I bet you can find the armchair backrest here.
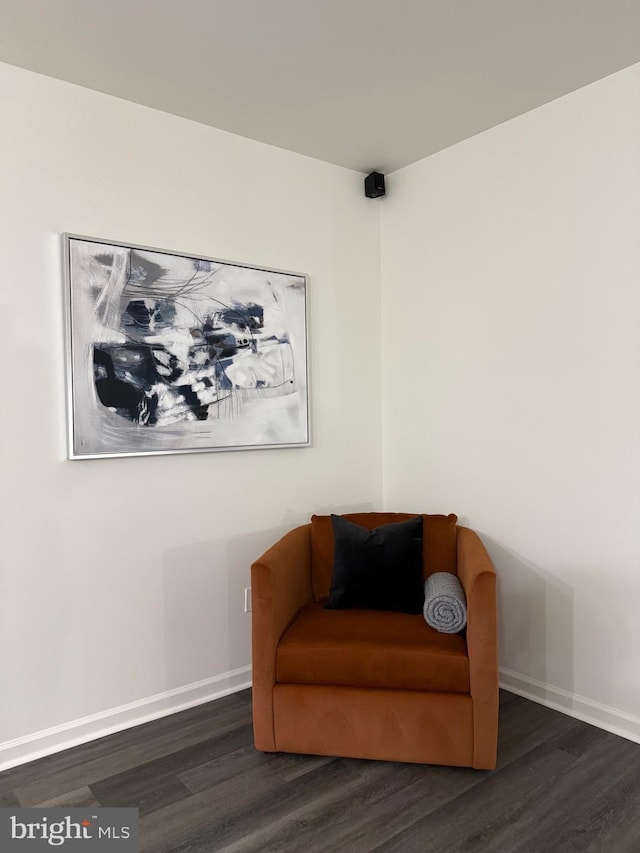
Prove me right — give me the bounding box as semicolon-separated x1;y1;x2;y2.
310;512;458;603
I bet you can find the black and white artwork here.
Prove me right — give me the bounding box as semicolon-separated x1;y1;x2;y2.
64;235;309;458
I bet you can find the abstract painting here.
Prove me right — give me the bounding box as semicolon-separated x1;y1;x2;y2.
64;235;309;458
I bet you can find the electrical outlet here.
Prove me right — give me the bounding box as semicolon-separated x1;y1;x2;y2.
244;587;252;613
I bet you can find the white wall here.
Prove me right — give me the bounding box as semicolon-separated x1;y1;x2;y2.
4;56;640;766
382;64;640;740
0;62;382;764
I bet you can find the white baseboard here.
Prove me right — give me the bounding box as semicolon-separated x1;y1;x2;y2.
499;666;640;745
0;665;252;772
4;665;637;771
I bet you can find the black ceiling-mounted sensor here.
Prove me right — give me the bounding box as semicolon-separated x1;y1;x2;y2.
364;171;385;198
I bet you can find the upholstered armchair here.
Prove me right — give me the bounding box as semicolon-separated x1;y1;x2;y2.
251;513;498;770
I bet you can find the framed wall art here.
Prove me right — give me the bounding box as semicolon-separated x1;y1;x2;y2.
63;235;309;459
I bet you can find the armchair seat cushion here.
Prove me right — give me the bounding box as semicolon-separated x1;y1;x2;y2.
276;604;470;693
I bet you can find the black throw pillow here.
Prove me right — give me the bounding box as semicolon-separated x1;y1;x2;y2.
325;514;424;613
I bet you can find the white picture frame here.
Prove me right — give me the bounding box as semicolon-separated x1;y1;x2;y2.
63;234;310;459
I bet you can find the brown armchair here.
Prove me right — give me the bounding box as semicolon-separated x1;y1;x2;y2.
251;513;498;770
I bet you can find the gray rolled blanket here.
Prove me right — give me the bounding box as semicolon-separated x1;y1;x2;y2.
423;572;467;633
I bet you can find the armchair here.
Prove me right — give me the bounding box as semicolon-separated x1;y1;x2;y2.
251;513;498;769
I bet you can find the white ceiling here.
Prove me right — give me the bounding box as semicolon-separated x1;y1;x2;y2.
2;0;640;173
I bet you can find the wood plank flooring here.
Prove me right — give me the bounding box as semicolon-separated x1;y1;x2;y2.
1;689;639;852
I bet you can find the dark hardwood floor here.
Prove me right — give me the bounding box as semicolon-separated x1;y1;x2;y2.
1;689;639;852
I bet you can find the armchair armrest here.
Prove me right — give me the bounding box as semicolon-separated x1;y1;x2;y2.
251;523;313;750
457;526;498;769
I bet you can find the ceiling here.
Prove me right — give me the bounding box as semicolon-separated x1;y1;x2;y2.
2;0;640;173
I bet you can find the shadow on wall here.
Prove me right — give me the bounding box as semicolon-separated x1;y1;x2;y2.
482;535;574;697
160;501;380;693
161;523;296;692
